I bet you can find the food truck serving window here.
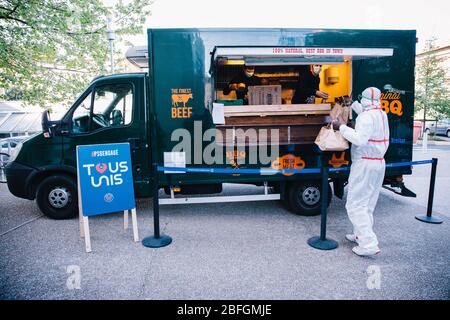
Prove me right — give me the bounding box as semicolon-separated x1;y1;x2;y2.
212;46;394;120
212;47;394;95
211;47;394;144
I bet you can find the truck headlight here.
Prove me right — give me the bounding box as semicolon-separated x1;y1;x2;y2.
9;142;23;162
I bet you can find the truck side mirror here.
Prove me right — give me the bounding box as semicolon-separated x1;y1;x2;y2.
41;110;53;138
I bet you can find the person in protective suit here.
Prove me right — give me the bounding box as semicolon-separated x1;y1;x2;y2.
222;65;262;105
333;87;389;256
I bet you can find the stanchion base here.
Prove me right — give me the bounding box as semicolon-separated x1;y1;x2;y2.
415;215;444;224
142;235;172;248
307;236;339;250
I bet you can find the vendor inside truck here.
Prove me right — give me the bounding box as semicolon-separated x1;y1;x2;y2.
292;64;329;104
222;65;262;105
218;63;333;107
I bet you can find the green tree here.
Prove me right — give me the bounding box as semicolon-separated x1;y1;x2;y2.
0;0;151;106
415;38;450;126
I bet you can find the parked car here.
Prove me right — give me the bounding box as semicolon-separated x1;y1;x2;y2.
0;136;28;155
425;119;450;137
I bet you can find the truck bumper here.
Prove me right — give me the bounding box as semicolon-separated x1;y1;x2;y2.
5;161;36;200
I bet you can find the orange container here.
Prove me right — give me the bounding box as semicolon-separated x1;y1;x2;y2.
413;121;422;144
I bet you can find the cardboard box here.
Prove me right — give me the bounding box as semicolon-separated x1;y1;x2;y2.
248;85;282;105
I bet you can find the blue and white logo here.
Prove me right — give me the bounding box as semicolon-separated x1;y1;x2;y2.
104;193;114;203
77;143;135;216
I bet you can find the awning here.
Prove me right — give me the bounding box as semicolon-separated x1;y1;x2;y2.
214;47;394;66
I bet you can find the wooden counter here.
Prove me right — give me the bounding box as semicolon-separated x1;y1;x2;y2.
216;104;331;146
224;104;331;117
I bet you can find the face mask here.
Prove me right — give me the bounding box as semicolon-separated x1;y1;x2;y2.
244;69;254;77
358;94;380;107
358;94;380;102
313;66;321;75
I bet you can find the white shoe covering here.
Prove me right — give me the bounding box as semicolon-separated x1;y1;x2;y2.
345;234;357;243
352;245;381;257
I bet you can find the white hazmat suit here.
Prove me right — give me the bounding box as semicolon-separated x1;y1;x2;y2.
339;87;389;255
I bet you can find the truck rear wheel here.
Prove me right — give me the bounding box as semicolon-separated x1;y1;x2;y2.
36;175;78;220
285;180;332;216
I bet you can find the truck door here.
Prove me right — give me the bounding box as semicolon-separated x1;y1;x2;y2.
61;75;151;196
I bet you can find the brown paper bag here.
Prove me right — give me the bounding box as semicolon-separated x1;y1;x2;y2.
314;124;349;151
341;106;350;123
330;103;350;123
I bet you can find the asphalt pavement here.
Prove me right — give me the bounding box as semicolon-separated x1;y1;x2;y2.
0;147;449;300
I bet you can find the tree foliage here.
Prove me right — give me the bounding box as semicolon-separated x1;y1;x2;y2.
415;38;450;120
0;0;151;106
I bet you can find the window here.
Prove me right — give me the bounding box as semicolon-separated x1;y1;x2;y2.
94;85;133;127
71;83;133;134
72;93;92;133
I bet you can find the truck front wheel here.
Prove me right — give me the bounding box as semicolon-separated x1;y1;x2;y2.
36;175;78;220
285;180;332;216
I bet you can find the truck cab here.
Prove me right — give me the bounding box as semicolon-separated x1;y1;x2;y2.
5;73;151;219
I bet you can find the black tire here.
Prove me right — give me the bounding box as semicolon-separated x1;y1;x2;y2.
36;175;78;219
447;130;450;138
285;180;332;216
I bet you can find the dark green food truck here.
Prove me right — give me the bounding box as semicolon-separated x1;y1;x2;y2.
5;28;417;219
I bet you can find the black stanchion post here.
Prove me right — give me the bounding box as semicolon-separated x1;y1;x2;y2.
142;164;173;248
415;158;444;224
307;159;338;250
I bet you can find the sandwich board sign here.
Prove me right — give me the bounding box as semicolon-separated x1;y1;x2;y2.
76;143;138;252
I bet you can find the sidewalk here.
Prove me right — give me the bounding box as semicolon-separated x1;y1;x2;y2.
415;137;450;146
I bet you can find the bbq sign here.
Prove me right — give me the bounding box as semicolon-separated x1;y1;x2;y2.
76;143;135;216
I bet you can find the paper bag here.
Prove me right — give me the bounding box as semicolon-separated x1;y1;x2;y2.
330;103;350;123
314;125;349;151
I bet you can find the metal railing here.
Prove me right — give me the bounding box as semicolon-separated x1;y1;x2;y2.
141;158;444;249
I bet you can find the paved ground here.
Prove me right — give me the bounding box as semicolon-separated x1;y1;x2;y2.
0;148;449;300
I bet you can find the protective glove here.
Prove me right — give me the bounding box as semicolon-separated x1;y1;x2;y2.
229;83;238;90
351;101;363;115
332;116;346;130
